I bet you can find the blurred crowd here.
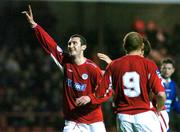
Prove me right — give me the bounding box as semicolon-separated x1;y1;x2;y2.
0;44;64;131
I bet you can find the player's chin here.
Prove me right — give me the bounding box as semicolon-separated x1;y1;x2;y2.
69;52;76;56
164;75;170;79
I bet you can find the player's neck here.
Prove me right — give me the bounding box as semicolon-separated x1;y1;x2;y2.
164;77;171;82
73;55;86;65
128;50;142;56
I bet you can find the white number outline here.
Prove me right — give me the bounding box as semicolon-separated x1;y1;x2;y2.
123;72;141;97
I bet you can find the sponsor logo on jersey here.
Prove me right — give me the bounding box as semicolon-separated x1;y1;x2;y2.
82;74;88;80
67;79;86;91
74;83;86;91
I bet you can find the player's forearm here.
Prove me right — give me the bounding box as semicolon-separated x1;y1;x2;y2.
33;24;58;54
156;92;166;111
89;90;113;105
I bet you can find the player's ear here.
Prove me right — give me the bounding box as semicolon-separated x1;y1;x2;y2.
82;45;87;50
141;50;144;57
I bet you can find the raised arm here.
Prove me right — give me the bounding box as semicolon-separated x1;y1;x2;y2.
22;4;58;54
22;5;66;70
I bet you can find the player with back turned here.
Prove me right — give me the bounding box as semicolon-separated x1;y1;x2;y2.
97;32;166;131
97;37;170;132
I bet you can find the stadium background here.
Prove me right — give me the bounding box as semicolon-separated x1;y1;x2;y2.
0;0;180;131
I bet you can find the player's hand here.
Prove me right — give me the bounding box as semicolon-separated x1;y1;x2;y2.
97;53;112;64
22;5;37;27
76;96;91;106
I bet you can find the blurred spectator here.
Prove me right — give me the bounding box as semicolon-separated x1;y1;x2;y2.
133;18;145;36
146;20;158;49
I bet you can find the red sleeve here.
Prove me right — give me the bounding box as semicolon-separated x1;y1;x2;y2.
89;64;113;104
148;62;165;94
89;90;113;105
91;66;103;92
33;24;65;64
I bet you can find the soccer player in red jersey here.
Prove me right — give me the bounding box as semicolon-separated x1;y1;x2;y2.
97;38;169;132
79;32;166;131
22;5;107;132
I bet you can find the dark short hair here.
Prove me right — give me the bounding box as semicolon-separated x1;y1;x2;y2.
161;58;175;68
70;34;87;46
123;32;143;53
143;37;151;57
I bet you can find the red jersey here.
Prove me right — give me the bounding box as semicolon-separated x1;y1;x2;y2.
94;55;165;114
33;24;103;124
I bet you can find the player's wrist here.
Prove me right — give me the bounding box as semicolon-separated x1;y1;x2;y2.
88;94;97;104
31;22;37;28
